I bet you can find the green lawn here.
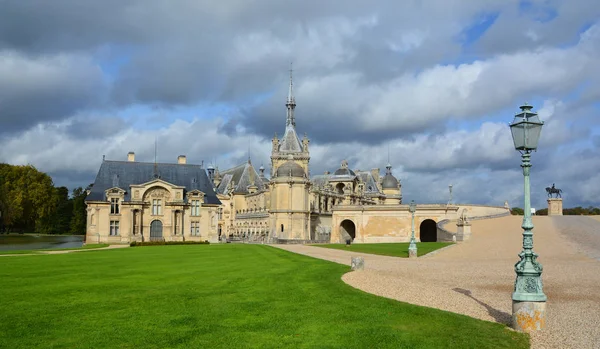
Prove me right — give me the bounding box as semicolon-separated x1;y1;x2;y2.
0;245;527;348
311;242;453;257
0;243;109;255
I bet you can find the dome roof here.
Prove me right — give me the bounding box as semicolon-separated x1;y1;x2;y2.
382;163;399;189
333;168;356;176
382;174;399;189
276;161;305;178
334;159;356;177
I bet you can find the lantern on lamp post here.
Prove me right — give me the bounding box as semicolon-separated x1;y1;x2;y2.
408;200;417;258
509;103;547;332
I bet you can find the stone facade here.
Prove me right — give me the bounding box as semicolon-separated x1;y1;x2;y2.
86;159;221;244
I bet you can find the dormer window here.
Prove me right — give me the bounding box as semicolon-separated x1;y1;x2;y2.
110;198;120;214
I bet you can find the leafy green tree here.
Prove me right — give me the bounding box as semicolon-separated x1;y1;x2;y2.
70;187;88;235
0;164;56;232
38;186;73;234
511;207;524;215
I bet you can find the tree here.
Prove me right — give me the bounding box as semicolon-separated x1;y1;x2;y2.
511;207;524;215
0;164;56;232
38;186;73;234
70;187;87;235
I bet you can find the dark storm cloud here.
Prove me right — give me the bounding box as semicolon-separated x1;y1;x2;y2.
0;52;106;134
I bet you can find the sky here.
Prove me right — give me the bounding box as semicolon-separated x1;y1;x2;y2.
1;0;600;209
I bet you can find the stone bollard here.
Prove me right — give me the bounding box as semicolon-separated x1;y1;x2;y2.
351;257;364;271
512;301;546;332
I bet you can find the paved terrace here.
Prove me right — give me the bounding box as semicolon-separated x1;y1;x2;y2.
274;216;600;349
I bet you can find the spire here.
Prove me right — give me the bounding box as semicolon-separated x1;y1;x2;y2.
153;137;159;178
286;62;296;127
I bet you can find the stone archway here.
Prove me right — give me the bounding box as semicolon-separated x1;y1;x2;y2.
340;219;356;242
419;219;437;242
150;220;163;241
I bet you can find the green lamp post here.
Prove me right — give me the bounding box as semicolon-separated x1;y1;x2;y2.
509;103;547;332
408;200;417;258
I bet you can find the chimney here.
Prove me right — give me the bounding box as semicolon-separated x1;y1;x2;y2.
178;155;187;164
127;152;135;162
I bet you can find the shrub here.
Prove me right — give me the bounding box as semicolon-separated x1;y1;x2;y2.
130;240;210;247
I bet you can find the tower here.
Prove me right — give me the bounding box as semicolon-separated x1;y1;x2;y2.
270;67;311;241
381;163;402;204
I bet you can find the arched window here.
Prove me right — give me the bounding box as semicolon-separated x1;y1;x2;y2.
281;224;284;232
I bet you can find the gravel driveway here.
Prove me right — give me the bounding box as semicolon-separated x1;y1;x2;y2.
274;216;600;349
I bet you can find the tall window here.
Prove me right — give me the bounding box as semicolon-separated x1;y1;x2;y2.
217;208;223;220
110;221;120;236
190;222;200;236
152;199;162;215
110;198;120;214
191;200;200;216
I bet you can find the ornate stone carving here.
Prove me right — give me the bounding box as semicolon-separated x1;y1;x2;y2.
144;187;171;201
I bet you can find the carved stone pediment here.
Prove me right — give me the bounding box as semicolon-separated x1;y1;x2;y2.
105;187;126;197
143;187;172;201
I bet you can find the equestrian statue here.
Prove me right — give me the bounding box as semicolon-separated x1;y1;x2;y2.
545;183;562;198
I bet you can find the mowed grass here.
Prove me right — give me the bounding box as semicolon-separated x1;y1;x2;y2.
0;245;527;349
0;243;109;255
311;242;453;257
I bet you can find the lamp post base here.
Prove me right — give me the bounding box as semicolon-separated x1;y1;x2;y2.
512;300;546;332
408;247;417;258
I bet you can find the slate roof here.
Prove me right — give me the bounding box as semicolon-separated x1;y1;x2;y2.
381;164;400;189
355;171;383;194
279;125;303;153
216;161;265;195
86;160;221;205
276;161;305;178
333;168;356;177
311;171;382;194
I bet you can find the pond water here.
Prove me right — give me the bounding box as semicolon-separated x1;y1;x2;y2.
0;235;85;251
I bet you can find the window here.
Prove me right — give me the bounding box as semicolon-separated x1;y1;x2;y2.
110;221;120;236
190;222;200;236
281;224;284;232
217;208;223;220
152;199;162;215
110;198;120;214
191;200;200;216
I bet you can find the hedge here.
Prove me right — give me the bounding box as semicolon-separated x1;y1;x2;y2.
130;240;210;247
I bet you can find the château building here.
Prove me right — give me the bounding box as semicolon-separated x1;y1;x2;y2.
86;73;508;244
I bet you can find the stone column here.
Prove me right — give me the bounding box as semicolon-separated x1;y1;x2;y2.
455;221;472;241
140;209;144;242
132;209;136;236
547;198;563;216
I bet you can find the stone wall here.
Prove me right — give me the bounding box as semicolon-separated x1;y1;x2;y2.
437;204;511;242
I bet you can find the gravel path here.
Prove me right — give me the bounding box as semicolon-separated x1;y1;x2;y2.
551;216;600;261
274;216;600;349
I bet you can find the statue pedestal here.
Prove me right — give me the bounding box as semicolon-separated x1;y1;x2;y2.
456;222;471;241
547;198;563;216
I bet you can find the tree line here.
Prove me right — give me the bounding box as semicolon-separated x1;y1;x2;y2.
511;206;600;216
0;163;88;235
